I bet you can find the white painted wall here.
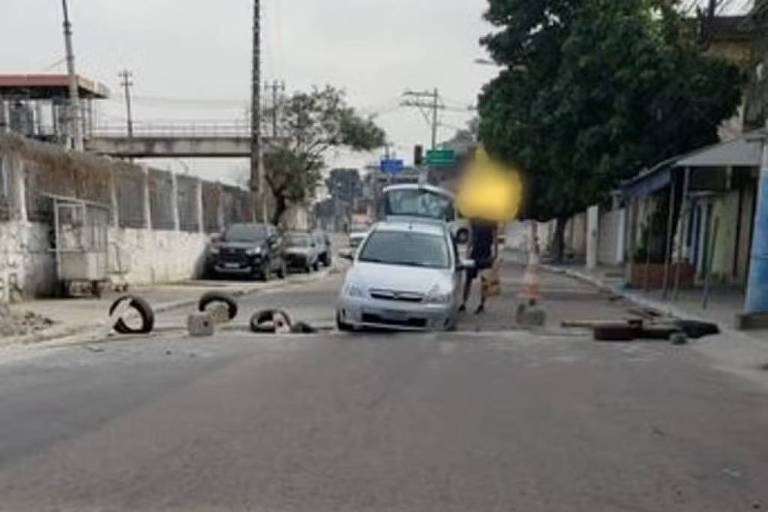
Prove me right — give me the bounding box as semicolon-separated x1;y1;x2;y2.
108;228;209;285
586;206;599;270
598;208;627;266
0;220;55;301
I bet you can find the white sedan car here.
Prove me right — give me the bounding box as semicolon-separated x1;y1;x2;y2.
336;220;472;332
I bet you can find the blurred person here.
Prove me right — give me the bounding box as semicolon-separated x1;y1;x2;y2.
460;219;498;314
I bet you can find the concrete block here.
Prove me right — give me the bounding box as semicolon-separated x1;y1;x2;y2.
516;301;547;328
187;312;214;337
207;303;231;325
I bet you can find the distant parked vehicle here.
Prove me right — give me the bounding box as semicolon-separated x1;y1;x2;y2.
206;223;286;281
284;232;321;273
348;222;372;249
313;230;333;267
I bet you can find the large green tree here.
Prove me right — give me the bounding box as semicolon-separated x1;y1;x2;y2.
264;86;386;225
478;0;744;260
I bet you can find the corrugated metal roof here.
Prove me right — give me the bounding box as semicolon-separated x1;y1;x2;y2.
674;131;764;167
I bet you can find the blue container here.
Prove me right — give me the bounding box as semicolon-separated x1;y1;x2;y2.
746;169;768;314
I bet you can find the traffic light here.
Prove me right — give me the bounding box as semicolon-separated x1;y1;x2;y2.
414;144;424;166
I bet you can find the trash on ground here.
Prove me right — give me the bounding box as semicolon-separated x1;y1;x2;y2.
561;318;719;344
0;305;55;338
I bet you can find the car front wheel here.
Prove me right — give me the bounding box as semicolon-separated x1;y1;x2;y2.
336;313;353;332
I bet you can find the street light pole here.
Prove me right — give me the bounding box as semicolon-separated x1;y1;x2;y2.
61;0;83;151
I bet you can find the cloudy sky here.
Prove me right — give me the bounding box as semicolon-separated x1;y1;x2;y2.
1;0;498;182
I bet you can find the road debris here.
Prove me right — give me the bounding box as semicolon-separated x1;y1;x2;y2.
198;292;238;321
109;296;155;334
187;312;215;337
0;304;55;338
249;309;317;334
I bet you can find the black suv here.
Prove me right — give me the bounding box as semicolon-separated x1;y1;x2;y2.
206;223;287;281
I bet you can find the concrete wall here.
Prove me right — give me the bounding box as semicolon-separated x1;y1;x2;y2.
0;135;252;303
598;208;626;266
0;220;55;301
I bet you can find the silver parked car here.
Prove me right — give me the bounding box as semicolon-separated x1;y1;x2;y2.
284;232;321;273
336;220;472;332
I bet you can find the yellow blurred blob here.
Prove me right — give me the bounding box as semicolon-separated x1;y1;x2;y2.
456;147;523;222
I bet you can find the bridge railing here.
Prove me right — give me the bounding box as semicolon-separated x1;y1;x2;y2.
91;120;264;138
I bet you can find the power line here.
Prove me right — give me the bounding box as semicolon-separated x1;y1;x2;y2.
401;89;445;150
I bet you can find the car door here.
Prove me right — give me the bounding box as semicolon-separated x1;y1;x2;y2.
450;232;463;307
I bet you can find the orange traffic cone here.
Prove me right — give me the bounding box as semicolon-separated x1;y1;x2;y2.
519;262;542;302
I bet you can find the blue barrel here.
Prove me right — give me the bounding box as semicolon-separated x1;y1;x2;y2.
746;170;768;314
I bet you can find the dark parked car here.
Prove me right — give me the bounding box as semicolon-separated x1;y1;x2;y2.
206;223;286;281
284;232;321;273
313;230;332;267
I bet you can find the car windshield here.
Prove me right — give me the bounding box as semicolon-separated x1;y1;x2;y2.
382;189;455;221
286;234;311;247
358;230;449;269
223;225;268;243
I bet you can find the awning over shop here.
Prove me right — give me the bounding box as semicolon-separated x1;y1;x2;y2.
621;129;766;199
621;159;674;199
674;132;763;168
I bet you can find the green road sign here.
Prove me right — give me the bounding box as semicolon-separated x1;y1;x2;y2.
426;149;457;168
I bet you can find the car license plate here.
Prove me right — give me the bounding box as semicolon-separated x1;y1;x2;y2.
224;263;240;269
384;310;407;320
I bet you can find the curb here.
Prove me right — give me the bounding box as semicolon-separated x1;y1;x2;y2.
539;264;767;346
2;268;334;349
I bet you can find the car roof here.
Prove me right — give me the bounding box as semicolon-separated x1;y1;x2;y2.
373;219;448;237
381;183;455;199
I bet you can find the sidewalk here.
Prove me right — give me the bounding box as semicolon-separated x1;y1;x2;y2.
458;258;642;334
544;263;767;338
2;270;332;347
541;262;768;390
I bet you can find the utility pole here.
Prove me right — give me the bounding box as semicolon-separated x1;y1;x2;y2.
61;0;83;151
118;70;134;139
251;0;266;223
265;80;285;138
401;89;444;150
430;87;439;151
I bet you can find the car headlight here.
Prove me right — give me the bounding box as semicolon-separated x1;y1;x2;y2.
425;285;452;304
245;247;261;256
345;284;365;298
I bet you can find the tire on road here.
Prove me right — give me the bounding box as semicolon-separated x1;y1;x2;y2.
592;324;638;342
250;309;292;333
198;291;238;320
109;295;155;334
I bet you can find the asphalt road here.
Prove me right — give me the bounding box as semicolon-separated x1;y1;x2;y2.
0;272;767;511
